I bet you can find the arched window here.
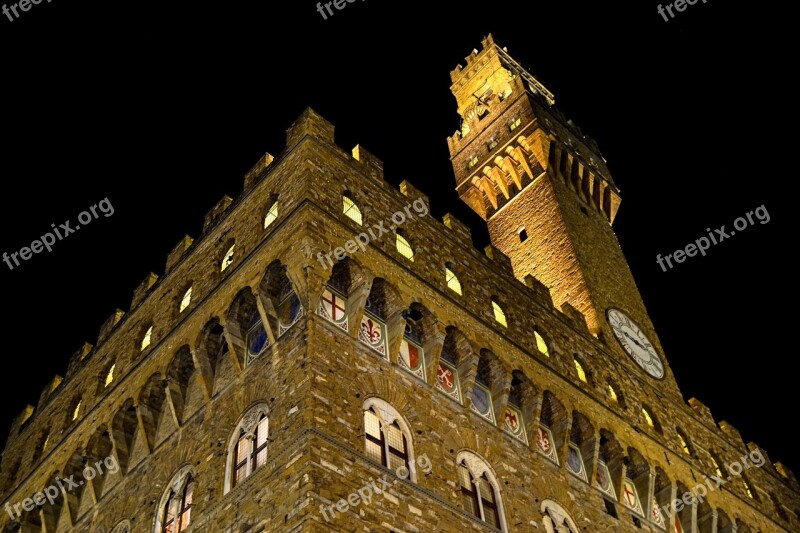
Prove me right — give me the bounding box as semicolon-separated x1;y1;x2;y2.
342;191;363;226
179;286;192;313
641;405;662;434
607;384;618;403
456;452;506;531
154;467;194;533
573;358;588;384
541;499;579;533
110;520;131;533
142;326;153;351
264;200;279;229
221;243;235;272
445;262;462;295
225;404;269;492
363;398;415;480
676;428;693;456
104;364;116;387
533;329;549;356
395;231;414;261
72;399;82;421
491;296;507;327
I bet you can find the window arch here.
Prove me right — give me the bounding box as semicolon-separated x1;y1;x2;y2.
533;329;549;356
445;262;462;295
676;428;694;456
541;499;579;533
491;296;507;327
342;190;363;226
225;403;269;493
141;325;153;351
395;230;414;261
573;357;588;384
154;466;194;533
179;286;193;313
641;405;662;434
363;398;416;481
110;520;131;533
318;259;353;332
456;451;506;531
263;196;279;229
220;242;235;272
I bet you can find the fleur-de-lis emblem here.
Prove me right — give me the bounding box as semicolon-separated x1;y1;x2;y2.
362;319;382;343
537;428;551;452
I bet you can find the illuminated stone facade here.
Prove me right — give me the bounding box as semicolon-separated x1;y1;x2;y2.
1;36;797;533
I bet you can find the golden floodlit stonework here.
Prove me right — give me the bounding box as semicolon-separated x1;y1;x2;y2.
1;35;797;533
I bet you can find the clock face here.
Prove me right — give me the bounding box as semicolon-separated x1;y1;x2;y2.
607;309;664;379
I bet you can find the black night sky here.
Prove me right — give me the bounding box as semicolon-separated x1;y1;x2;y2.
0;0;794;478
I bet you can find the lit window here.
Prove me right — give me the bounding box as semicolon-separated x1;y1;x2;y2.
574;359;588;383
221;244;235;272
42;434;49;452
608;385;618;403
534;330;549;356
105;364;115;388
72;400;81;421
233;415;269;488
710;456;724;478
141;326;153;351
342;193;363;226
263;201;278;229
744;480;754;499
642;408;654;428
492;299;507;328
488;138;499;150
161;475;194;533
457;456;503;530
364;407;410;473
180;287;192;313
467;155;479;169
509;117;522;131
445;266;462;295
396;233;414;261
677;432;691;455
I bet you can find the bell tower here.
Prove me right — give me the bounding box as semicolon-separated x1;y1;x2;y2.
448;35;680;395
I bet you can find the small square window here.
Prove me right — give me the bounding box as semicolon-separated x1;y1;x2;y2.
509;117;522;131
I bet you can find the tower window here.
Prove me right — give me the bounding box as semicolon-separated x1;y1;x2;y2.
342;191;363;226
396;232;414;261
457;454;504;530
509;117;522;131
445;263;462;295
141;326;153;351
608;384;618;403
574;359;588;383
642;408;655;428
264;200;279;229
233;415;269;487
519;228;528;242
161;475;194;533
72;400;81;421
221;243;235;272
105;364;115;388
534;330;549;356
364;405;410;474
491;297;507;328
676;429;692;456
487;138;499;150
467;155;479;169
179;287;193;313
